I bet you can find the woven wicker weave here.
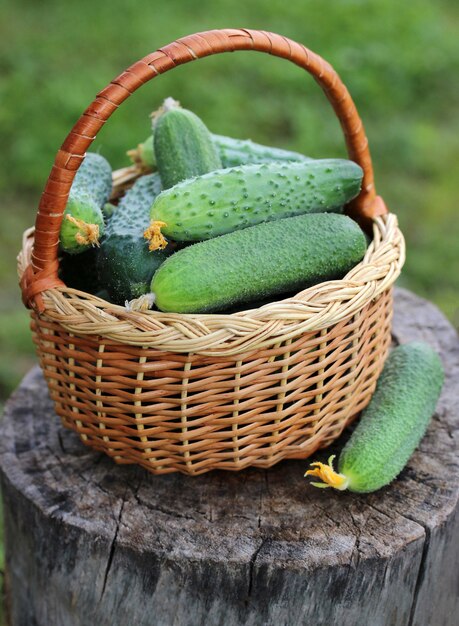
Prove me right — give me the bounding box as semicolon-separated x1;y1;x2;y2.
18;29;405;475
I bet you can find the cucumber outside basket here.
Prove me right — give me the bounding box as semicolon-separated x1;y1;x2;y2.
18;29;405;475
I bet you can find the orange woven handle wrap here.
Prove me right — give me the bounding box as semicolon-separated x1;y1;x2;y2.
24;28;386;311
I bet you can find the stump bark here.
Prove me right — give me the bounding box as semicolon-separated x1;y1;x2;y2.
1;288;458;626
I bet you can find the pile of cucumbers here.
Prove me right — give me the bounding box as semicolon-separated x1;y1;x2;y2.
59;97;367;313
58;98;445;494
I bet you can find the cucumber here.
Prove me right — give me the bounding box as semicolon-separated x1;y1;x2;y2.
306;342;445;493
59;153;112;255
59;193;105;255
102;202;117;220
129;132;310;170
71;153;112;206
127;135;155;172
151;213;366;314
153;101;222;189
146;159;363;246
213;135;311;168
98;173;172;303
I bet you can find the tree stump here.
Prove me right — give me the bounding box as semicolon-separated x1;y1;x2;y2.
0;288;458;626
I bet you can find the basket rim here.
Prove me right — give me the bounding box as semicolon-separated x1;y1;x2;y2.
18;212;405;357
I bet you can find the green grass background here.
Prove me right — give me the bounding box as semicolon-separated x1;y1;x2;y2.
1;0;459;619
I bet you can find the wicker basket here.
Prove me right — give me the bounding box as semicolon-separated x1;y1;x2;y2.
18;29;405;475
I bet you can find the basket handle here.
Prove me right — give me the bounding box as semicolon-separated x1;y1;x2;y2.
22;28;387;312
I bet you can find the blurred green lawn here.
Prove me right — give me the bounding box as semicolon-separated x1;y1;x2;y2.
0;0;459;618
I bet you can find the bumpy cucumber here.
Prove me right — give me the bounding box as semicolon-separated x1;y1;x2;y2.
151;213;366;313
147;159;362;245
213;135;310;168
71;153;112;206
60;153;112;255
306;342;444;494
98;173;172;303
154;104;222;189
60;193;105;255
130;132;309;171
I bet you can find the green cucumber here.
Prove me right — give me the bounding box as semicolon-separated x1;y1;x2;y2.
154;101;222;189
71;152;112;206
306;342;444;493
102;202;117;220
213;135;311;168
147;159;363;245
59;153;112;255
130;132;310;170
127;135;155;171
151;213;366;313
60;193;105;255
98;173;172;303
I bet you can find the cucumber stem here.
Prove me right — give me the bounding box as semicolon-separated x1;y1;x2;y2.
126;144;152;172
150;97;181;127
305;455;349;491
65;214;100;247
144;220;168;251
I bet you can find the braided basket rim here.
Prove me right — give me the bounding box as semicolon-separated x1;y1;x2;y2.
18;210;405;357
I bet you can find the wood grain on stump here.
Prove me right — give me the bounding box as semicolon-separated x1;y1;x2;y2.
0;288;458;626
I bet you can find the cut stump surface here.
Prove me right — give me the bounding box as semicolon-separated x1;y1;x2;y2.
0;288;458;626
